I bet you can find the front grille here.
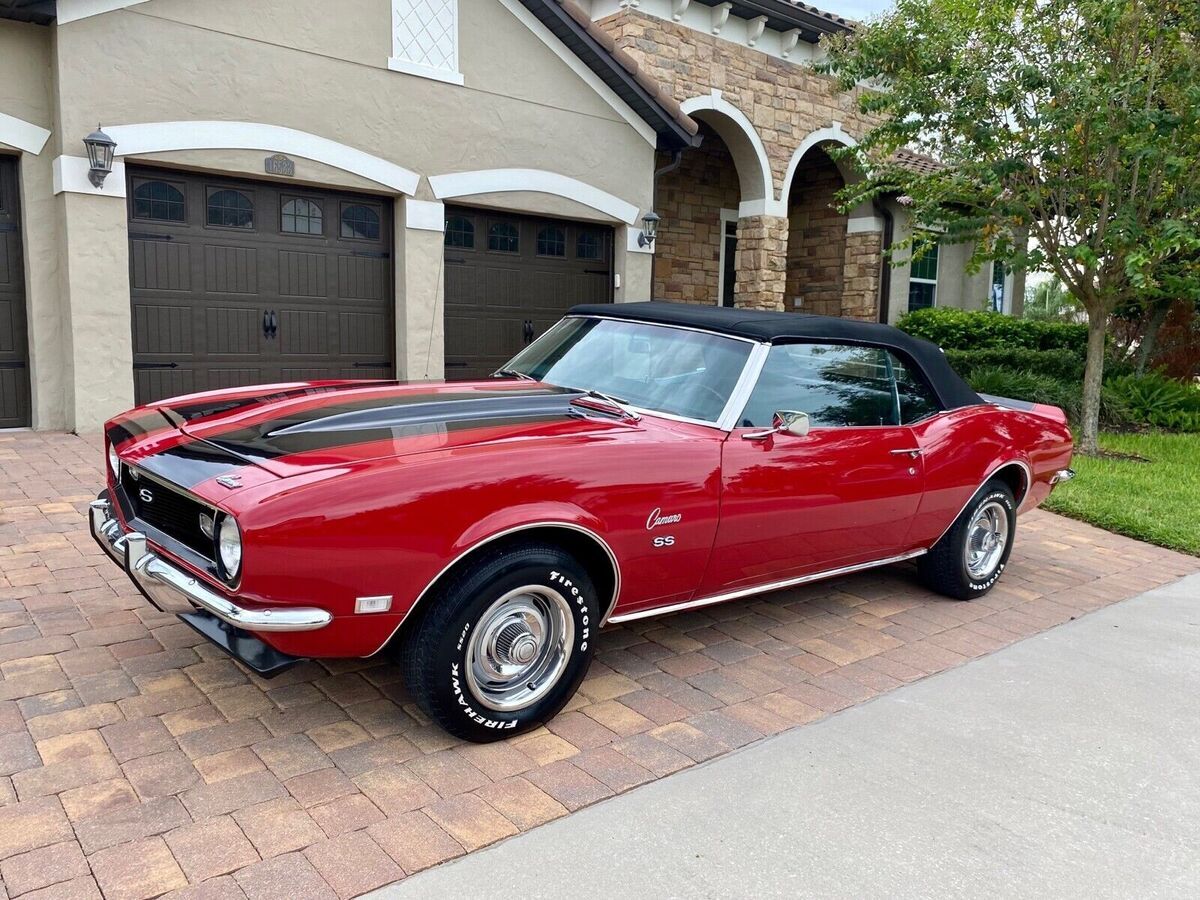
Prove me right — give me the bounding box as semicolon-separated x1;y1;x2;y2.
121;467;215;559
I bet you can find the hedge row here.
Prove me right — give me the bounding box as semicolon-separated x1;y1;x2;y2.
898;307;1088;353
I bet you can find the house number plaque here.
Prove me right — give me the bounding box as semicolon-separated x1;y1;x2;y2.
264;154;295;177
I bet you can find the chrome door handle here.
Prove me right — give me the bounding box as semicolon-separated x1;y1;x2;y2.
890;448;923;457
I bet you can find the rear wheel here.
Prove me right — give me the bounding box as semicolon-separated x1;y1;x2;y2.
399;544;597;742
918;480;1016;600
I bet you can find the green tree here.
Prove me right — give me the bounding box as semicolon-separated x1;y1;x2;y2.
1023;278;1078;322
822;0;1200;454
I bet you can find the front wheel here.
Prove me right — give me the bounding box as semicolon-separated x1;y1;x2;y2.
918;480;1016;600
399;544;597;742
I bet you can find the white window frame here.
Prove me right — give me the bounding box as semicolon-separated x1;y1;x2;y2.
716;208;739;307
388;0;465;87
908;237;940;311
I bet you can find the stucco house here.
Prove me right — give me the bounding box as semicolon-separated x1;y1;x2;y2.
0;0;1015;432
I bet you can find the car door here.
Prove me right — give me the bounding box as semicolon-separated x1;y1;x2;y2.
697;342;927;596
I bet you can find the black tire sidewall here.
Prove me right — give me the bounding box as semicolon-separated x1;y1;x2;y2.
430;549;596;739
958;486;1016;595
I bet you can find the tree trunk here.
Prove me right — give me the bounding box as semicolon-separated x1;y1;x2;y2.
1135;301;1170;376
1079;312;1108;455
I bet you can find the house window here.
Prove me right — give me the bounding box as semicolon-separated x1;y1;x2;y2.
907;238;939;311
389;0;463;86
990;260;1006;312
206;189;254;229
444;215;474;248
341;204;381;241
537;226;565;257
281;198;323;235
132;180;185;222
488;222;519;253
576;230;602;260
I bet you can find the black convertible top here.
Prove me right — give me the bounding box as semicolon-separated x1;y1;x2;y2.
569;301;983;411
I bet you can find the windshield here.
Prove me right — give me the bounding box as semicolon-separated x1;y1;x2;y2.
503;317;754;424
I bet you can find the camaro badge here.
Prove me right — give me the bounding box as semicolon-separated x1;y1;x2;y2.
646;507;682;530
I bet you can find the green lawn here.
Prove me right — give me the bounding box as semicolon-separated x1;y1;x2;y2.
1044;431;1200;556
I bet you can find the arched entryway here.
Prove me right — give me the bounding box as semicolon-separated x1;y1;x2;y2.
785;145;848;316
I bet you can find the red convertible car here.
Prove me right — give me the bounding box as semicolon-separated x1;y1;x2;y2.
93;302;1074;741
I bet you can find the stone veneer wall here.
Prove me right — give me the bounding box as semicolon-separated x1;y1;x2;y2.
600;10;884;318
653;123;740;303
785;150;847;316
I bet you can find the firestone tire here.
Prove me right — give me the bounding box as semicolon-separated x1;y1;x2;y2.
399;543;597;743
918;480;1016;601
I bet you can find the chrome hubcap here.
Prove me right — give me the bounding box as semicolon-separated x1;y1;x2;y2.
465;586;574;712
965;500;1009;580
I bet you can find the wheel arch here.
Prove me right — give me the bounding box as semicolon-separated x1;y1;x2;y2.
370;521;621;656
989;460;1031;507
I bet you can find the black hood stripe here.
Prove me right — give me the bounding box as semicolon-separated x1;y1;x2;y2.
134;441;245;489
157;384;377;426
106;410;172;447
204;391;583;462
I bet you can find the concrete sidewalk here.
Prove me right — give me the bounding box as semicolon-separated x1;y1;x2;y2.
375;572;1200;900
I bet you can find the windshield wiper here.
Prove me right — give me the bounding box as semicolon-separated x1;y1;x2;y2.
493;369;537;382
570;389;642;422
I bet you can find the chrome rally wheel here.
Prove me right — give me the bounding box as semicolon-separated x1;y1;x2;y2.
964;500;1010;580
465;586;574;713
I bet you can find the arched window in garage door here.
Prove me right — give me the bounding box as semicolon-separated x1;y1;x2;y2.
131;179;186;222
206;189;254;229
281;198;324;235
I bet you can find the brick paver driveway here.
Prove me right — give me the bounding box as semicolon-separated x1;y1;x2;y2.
2;431;1197;899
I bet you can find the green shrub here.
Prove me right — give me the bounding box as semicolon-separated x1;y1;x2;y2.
898;307;1088;353
1106;374;1200;431
944;347;1085;382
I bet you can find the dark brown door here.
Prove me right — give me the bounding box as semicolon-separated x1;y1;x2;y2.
127;167;394;404
0;155;31;427
443;206;613;380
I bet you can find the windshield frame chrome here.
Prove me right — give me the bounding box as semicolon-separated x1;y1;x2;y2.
499;314;769;432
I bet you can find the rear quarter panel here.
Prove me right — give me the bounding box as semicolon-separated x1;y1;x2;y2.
907;405;1073;549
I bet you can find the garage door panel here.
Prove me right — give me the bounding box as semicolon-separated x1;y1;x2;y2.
0;239;11;285
0;300;22;352
204;245;259;295
485;267;520;308
129;166;394;405
133;304;193;355
338;256;386;301
279;309;329;355
339;311;389;357
130;240;191;292
204;306;261;356
279;250;327;297
0;156;31;426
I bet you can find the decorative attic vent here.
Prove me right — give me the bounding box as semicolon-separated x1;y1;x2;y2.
389;0;464;86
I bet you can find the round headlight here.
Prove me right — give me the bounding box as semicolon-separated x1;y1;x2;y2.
216;516;242;581
108;444;121;480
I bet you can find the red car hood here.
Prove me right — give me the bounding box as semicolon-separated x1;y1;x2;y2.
106;379;630;494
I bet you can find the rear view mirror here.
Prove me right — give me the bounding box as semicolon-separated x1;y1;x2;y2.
773;410;810;437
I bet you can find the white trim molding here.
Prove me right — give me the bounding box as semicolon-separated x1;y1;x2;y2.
52;155;127;198
0;112;51;155
56;0;149;24
429;169;641;225
496;0;657;147
680;92;782;215
405;199;446;232
104;121;421;195
780;123;858;203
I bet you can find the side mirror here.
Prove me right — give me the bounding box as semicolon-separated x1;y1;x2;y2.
743;409;810;441
773;410;810;437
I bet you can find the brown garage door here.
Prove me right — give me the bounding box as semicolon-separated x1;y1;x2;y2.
127;167;394;404
0;156;31;428
443;205;613;380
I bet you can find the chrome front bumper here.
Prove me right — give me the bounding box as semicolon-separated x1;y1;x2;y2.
89;496;331;633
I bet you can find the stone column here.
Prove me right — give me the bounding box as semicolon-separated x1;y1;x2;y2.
396;198;446;381
734;215;788;311
842;230;884;321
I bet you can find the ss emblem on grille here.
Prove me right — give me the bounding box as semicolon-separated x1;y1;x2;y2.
138;488;154;504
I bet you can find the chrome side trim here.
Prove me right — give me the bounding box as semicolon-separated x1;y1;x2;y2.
366;521;622;656
928;459;1033;549
90;498;331;633
606;549;927;625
